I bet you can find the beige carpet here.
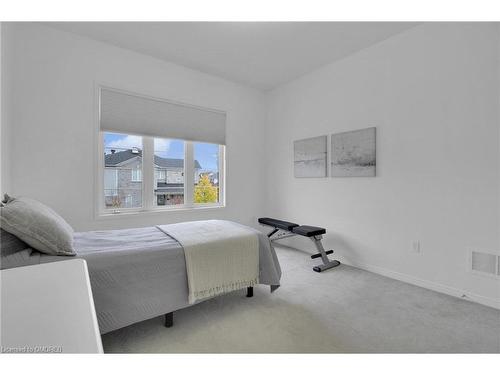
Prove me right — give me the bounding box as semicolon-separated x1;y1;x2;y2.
102;246;500;353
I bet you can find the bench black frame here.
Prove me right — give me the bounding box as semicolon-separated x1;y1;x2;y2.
258;217;340;273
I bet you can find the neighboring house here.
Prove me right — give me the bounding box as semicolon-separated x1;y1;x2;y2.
104;148;201;208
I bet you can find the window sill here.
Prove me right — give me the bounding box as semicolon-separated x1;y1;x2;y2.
95;204;226;220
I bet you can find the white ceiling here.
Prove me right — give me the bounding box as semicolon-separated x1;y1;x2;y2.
47;22;419;90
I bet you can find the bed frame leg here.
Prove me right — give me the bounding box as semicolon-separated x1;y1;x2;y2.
246;286;253;298
165;312;173;328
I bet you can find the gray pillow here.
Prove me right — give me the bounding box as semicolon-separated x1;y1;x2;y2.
0;228;41;270
0;195;75;256
0;228;30;257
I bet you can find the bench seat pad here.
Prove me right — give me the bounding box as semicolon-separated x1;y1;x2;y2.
292;225;326;237
258;217;299;231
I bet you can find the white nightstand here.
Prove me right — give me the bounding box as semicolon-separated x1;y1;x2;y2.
1;259;103;353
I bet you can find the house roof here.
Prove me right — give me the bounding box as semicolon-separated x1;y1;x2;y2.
105;149;201;169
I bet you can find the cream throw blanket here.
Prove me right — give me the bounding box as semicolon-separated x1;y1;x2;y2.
158;220;259;304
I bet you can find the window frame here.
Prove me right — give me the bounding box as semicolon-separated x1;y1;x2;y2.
98;132;145;214
192;142;225;208
131;168;142;182
96;132;225;216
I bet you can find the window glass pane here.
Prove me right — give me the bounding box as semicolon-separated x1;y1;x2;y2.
193;142;220;204
103;132;143;209
154;138;185;206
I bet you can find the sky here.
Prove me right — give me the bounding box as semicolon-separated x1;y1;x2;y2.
104;132;219;171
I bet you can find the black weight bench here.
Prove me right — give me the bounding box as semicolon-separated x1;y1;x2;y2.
258;217;340;272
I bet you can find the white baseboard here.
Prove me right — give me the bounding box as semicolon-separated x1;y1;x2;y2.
340;258;500;310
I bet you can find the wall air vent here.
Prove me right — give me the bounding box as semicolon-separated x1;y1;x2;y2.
469;249;499;278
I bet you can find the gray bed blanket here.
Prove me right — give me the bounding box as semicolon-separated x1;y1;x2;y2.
1;225;281;334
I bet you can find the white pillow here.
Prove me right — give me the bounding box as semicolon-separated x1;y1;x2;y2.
0;195;75;256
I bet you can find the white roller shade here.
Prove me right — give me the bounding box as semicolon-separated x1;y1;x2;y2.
100;88;226;145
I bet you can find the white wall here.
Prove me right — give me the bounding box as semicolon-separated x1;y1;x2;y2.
1;23;267;231
265;23;500;308
0;22;3;194
1;22;11;196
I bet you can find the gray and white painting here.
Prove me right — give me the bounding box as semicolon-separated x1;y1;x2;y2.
294;135;327;178
331;127;376;177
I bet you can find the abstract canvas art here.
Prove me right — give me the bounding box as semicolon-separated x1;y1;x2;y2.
331;127;376;177
294;135;327;178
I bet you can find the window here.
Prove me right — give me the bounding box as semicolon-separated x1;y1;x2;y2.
100;132;224;214
194;142;221;205
154;138;185;206
98;87;226;214
131;168;142;182
103;132;143;210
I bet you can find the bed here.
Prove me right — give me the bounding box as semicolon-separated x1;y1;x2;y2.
1;223;282;334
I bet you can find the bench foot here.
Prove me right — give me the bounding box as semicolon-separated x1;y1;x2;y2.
246;286;253;297
165;312;173;327
310;235;341;273
313;260;341;273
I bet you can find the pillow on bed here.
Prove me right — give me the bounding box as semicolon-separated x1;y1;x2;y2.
0;194;76;256
0;228;43;270
0;228;30;257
